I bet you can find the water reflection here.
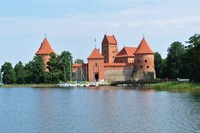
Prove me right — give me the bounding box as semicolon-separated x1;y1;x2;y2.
0;87;200;133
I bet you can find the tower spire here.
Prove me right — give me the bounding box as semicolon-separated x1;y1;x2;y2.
94;38;96;48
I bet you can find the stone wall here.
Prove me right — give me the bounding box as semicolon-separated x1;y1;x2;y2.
104;69;133;82
133;70;155;81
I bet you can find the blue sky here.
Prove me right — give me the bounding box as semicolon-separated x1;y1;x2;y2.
0;0;200;66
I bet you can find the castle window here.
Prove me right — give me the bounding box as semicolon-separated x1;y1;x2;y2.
95;63;97;66
140;66;142;68
145;60;147;63
138;60;140;63
147;66;149;68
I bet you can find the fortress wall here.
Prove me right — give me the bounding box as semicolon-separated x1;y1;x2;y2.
133;70;155;81
104;66;133;81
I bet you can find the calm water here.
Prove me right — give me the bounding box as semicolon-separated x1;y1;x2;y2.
0;86;200;133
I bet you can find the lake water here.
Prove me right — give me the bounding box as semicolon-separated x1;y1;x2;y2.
0;86;200;133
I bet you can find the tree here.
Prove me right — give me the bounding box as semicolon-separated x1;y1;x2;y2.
1;62;16;84
74;59;84;64
0;69;2;82
165;41;186;79
154;52;165;78
24;55;46;83
59;51;73;82
46;52;60;83
185;34;200;82
14;61;25;84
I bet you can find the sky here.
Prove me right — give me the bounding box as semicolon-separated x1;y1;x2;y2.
0;0;200;67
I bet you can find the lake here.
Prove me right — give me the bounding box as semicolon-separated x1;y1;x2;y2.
0;86;200;133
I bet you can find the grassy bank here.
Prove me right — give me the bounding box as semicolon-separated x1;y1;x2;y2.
1;84;58;88
150;82;200;92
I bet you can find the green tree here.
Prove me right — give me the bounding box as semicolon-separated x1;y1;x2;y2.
46;52;60;83
185;34;200;82
14;61;25;84
59;51;73;82
24;55;45;83
1;62;16;84
74;59;84;64
154;52;165;78
0;69;2;82
165;41;186;79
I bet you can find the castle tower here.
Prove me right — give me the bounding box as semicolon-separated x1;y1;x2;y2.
133;37;155;80
35;37;55;67
87;48;104;81
101;35;118;63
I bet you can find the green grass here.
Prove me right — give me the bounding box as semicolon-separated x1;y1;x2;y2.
150;82;200;92
1;84;58;88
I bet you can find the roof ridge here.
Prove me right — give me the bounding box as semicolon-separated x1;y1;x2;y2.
116;46;137;57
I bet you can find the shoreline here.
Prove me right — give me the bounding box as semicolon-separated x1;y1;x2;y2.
1;82;200;92
1;84;58;88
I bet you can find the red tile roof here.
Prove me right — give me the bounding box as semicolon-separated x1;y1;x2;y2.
88;48;104;59
107;35;117;44
36;37;55;55
116;47;137;57
102;34;117;45
134;38;153;54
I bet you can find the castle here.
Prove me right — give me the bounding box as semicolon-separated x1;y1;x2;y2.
36;35;155;82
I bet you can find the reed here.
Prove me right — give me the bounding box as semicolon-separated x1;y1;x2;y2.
150;82;200;92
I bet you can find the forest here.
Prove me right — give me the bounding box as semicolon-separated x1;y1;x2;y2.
155;33;200;82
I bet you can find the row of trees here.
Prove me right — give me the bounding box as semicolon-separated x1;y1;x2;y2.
154;34;200;82
0;51;73;84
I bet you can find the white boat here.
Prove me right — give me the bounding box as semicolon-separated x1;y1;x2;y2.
88;82;98;87
58;83;70;87
0;82;4;87
69;83;79;87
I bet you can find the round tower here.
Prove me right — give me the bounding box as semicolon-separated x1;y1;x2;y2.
133;37;155;80
35;37;55;67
